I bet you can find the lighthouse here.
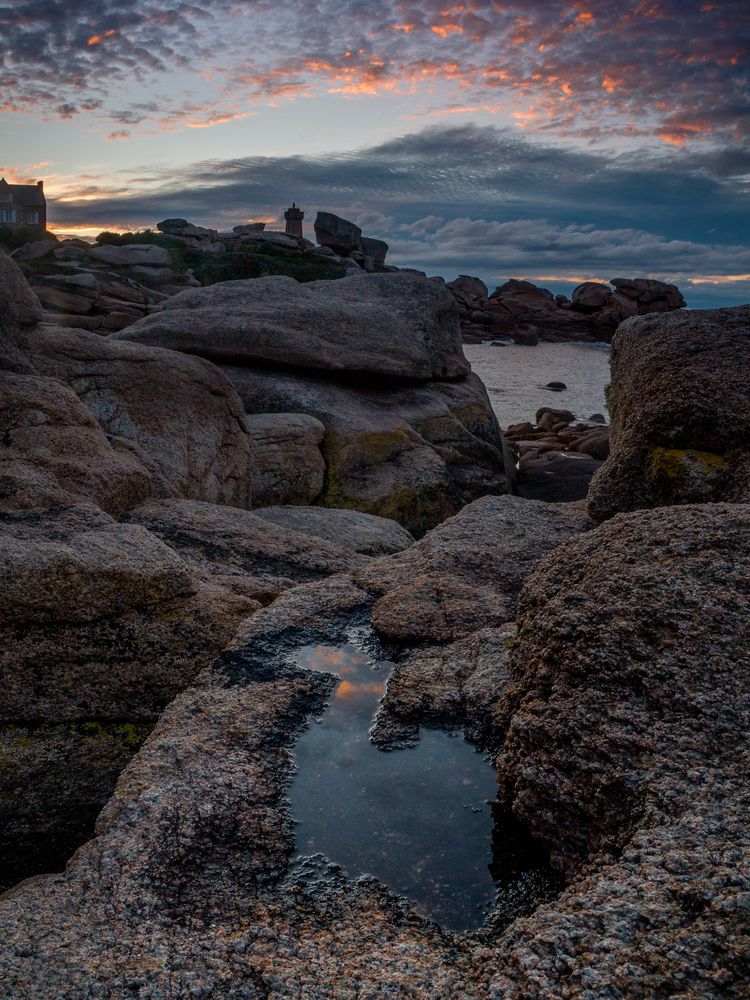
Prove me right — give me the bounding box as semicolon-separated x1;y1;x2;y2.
284;203;304;239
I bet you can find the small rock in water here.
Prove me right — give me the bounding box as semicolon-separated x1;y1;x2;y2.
588;413;606;424
543;381;567;392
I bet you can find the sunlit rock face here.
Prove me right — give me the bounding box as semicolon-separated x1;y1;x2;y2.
589;305;750;521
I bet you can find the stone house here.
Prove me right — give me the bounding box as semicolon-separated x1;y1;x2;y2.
0;178;46;230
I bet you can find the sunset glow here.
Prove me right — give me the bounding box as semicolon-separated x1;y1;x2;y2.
0;0;747;306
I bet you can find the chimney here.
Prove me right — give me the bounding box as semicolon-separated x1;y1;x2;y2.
37;180;44;190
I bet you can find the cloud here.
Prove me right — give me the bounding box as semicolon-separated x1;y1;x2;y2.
41;123;750;305
1;1;748;148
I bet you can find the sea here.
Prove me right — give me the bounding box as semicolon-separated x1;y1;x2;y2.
464;341;611;429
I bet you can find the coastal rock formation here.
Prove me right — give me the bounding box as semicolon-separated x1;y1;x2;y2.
4;500;746;996
246;412;326;506
484;503;750;995
252;505;415;555
225;365;507;533
0;502;258;888
116;272;508;533
448;275;686;344
505;408;610;502
27;325;254;508
0;249;43;371
0;370;153;515
115;273;469;381
124;498;371;605
589;306;750;520
314;211;363;256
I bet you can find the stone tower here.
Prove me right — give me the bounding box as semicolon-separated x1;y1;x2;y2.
284;203;304;239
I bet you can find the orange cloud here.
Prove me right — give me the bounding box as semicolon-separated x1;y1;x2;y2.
431;23;463;38
87;28;115;46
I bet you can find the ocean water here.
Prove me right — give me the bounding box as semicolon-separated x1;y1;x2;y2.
464;341;611;429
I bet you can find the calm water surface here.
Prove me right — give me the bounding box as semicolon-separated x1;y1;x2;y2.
288;641;550;932
465;341;611;428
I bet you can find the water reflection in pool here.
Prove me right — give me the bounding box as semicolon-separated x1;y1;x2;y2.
288;641;551;932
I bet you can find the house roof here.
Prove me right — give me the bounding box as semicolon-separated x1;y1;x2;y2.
0;178;46;207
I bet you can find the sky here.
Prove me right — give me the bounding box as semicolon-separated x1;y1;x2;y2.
1;0;749;306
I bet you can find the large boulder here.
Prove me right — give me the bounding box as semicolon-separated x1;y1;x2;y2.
488;503;750;994
123;498;369;605
361;236;389;266
571;281;613;312
589;306;750;520
27;325;254;509
226;366;507;535
0;503;258;889
246;412;325;506
314;211;362;256
0;370;153;515
114;273;470;381
610;276;686;312
0;249;43;372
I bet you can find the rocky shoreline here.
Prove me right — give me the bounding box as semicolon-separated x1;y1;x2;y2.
1;243;749;997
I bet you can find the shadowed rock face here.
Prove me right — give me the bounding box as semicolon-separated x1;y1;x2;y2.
589;306;750;521
27;325;255;509
226;366;508;535
0;500;746;997
0;250;43;373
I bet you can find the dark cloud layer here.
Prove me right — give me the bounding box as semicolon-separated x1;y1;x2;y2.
46;124;750;306
2;1;749;144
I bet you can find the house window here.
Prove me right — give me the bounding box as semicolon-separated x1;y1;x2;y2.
28;210;39;224
0;192;12;202
0;208;16;223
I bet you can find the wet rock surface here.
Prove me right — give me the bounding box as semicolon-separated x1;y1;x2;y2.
589;305;750;520
504;408;610;503
2;499;747;997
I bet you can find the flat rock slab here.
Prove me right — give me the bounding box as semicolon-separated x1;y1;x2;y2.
114;272;470;381
124;498;370;604
252;505;415;555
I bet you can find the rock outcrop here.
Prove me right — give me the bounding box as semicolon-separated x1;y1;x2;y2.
505;408;610;502
448;275;686;344
27;324;254;508
252;506;415;555
0;249;43;372
116;273;509;533
113;273;470;381
5;500;746;996
589;306;750;520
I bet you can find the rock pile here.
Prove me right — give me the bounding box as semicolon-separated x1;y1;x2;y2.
116;272;510;534
10;234;173;332
505;408;610;502
314;211;390;271
448;275;686;344
7;212;398;335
